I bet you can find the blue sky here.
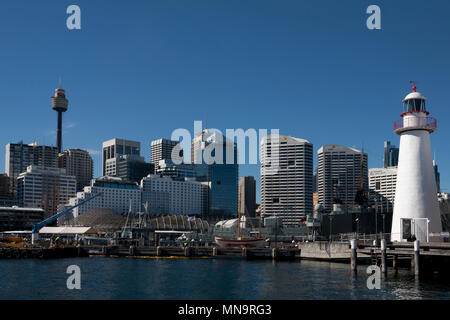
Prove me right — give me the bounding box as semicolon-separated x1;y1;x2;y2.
1;0;449;200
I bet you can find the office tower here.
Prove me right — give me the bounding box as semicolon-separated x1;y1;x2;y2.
17;166;76;218
383;141;399;168
58;149;94;192
433;160;441;193
391;85;441;242
369;167;397;213
68;176;141;218
191;129;239;217
317;145;368;213
5;142;58;195
141;175;206;215
102;138;141;176
238;176;256;217
51;86;69;153
116;154;155;183
151;139;182;167
260;135;313;225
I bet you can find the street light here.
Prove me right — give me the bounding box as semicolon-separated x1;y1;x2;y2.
356;217;360;240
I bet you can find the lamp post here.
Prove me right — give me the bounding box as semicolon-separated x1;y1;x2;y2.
356;217;360;240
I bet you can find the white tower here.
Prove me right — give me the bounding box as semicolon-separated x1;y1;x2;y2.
391;84;442;242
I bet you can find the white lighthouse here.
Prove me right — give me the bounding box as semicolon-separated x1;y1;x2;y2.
391;84;442;242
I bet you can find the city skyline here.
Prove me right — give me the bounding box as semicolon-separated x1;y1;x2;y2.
0;1;449;199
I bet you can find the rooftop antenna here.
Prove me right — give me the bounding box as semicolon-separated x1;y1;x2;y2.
58;75;62;89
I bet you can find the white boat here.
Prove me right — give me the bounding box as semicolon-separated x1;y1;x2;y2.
214;236;266;248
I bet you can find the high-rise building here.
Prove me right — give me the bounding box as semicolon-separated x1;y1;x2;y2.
17;165;76;218
383;141;399;168
433;160;441;193
391;85;441;242
116;154;155;183
191;129;239;217
141;175;207;215
5;142;58;195
102;138;141;176
51;86;69;153
317;145;368;213
369;167;397;213
68;176;141;219
150;139;182;167
238;176;256;217
260;135;313;225
58;149;94;192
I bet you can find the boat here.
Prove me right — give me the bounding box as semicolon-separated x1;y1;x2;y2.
214;236;265;248
214;207;265;248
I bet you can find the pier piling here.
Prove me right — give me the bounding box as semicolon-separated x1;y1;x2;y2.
350;239;357;272
381;239;387;275
414;240;420;277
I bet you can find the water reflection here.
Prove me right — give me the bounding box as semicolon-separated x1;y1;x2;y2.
1;258;450;300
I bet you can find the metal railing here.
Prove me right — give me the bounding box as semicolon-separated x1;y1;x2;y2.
394;117;436;133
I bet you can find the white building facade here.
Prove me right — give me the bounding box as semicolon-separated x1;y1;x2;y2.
17;165;76;218
260;134;313;225
141;175;206;215
369;167;397;213
68;176;141;218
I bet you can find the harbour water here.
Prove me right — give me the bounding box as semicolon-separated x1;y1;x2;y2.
1;257;450;300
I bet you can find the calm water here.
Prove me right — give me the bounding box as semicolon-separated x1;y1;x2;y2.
1;257;450;299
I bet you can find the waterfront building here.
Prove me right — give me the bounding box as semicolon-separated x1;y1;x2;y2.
0;206;44;232
5;142;58;195
238;176;256;218
317;145;368;213
150;139;182;167
383;141;399;168
68;176;141;219
116;154;154;183
191;129;239;217
391;85;442;242
17;166;76;218
141;174;206;215
260;135;313;225
369;167;397;213
58;149;94;192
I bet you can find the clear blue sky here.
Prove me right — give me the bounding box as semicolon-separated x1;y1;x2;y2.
1;0;449;201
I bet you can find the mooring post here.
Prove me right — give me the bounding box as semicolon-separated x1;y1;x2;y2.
77;244;82;257
381;239;387;274
241;247;247;257
129;245;135;256
272;247;277;260
414;240;420;277
393;255;398;272
350;239;357;272
184;246;191;257
156;246;162;257
212;247;217;256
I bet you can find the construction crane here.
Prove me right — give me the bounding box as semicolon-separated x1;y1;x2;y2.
31;192;102;244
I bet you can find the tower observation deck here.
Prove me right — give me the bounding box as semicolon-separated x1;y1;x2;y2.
51;87;69;153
